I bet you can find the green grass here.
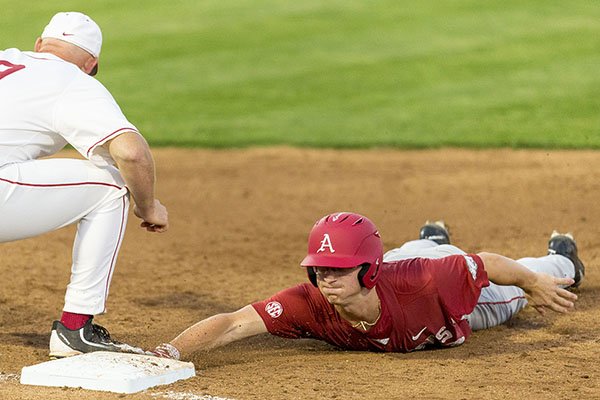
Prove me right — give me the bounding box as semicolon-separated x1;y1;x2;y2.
2;0;599;148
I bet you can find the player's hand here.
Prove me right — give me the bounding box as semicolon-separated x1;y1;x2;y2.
147;343;180;360
133;199;169;233
525;273;577;315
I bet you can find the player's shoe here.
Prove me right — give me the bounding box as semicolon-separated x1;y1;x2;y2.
419;220;451;245
49;319;146;358
547;231;585;288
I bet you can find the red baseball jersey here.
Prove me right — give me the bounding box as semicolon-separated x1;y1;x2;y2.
252;254;489;352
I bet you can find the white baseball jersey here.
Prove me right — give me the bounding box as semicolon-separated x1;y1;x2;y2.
0;48;138;167
0;48;139;315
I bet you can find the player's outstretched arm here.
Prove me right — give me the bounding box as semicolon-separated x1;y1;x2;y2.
106;132;168;233
477;252;577;315
153;305;268;360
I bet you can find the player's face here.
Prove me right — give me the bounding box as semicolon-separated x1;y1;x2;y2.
314;266;362;305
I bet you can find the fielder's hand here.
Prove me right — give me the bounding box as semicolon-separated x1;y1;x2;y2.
148;343;181;360
134;199;169;233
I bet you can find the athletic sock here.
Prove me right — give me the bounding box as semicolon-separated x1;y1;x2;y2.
60;312;92;330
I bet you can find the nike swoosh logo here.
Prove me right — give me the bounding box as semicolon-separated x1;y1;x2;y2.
58;332;71;346
62;32;75;36
79;330;111;349
411;327;427;341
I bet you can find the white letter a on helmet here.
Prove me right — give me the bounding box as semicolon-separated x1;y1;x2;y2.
317;233;335;253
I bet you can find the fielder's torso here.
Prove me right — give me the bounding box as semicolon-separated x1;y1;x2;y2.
0;48;137;168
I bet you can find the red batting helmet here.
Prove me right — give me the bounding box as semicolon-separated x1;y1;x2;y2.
300;212;383;289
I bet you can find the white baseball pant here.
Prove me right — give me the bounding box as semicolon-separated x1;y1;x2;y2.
0;158;129;315
383;239;575;330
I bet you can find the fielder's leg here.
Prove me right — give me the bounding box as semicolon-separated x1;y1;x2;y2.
0;159;127;242
65;193;129;315
0;159;128;314
0;159;143;356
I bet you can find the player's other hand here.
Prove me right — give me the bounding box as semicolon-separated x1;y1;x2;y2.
134;199;169;233
526;273;578;315
148;343;181;360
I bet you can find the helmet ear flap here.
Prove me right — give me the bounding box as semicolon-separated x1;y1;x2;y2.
357;261;380;289
307;267;318;287
357;264;370;288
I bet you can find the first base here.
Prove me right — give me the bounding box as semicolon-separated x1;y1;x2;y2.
20;351;195;394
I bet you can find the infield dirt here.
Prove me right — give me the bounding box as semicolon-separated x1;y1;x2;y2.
1;148;599;399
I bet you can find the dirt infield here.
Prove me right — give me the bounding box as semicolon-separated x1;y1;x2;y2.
1;148;599;400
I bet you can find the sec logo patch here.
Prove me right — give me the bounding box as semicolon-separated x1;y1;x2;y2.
265;301;283;318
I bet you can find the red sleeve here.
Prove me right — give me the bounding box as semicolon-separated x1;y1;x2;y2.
252;284;316;339
425;254;489;317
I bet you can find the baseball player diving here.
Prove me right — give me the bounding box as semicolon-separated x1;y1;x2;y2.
0;12;168;357
150;212;583;360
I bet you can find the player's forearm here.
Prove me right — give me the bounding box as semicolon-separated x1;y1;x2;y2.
117;153;156;210
167;305;267;359
477;252;537;289
108;132;157;210
169;314;247;357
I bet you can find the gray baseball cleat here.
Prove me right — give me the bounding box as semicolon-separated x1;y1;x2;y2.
49;319;146;358
419;220;451;245
547;231;585;288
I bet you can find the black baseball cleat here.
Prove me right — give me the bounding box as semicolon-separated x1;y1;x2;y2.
547;231;585;288
49;319;146;358
419;220;451;245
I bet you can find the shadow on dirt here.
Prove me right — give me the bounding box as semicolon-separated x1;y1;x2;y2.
133;290;238;316
2;332;48;349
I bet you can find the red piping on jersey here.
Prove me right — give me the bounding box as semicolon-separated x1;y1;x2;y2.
0;177;122;190
86;127;139;157
477;295;526;306
103;196;127;310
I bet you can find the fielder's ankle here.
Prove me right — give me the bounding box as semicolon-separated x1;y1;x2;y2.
60;311;92;330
